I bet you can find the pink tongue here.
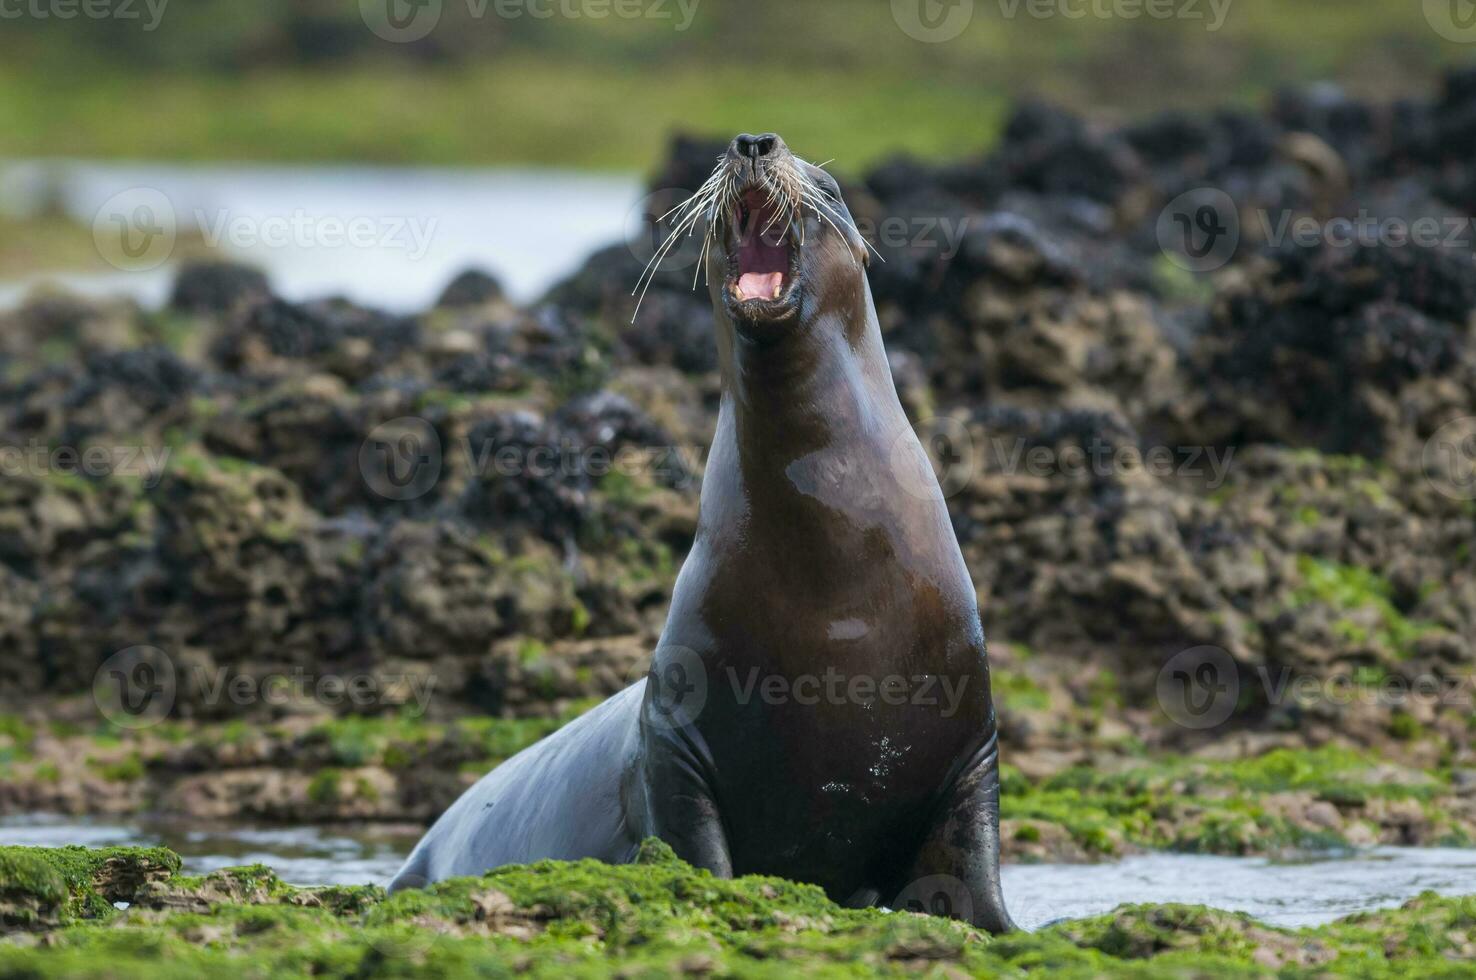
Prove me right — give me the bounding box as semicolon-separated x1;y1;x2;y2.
737;271;784;300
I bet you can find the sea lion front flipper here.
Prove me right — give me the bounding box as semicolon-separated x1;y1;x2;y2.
634;678;733;877
894;731;1016;934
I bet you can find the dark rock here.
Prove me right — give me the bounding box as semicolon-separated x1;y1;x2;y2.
169;262;271;316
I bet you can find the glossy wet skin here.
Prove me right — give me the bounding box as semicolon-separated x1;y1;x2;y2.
391;133;1014;933
636;133;1015;928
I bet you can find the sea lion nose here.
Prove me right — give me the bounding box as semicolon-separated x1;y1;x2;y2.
733;133;783;160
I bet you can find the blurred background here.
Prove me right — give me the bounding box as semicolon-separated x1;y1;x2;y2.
2;0;1474;307
3;0;1476;935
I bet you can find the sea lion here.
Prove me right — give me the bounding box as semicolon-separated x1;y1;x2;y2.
390;132;1016;933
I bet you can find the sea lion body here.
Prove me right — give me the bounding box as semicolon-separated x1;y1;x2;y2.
393;134;1014;931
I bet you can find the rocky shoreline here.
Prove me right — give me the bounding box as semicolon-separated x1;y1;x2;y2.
1;842;1474;977
2;72;1476;868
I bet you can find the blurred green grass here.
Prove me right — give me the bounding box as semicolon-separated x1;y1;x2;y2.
0;59;1010;172
0;0;1469;172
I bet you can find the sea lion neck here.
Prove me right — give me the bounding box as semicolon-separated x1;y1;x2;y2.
717;307;891;458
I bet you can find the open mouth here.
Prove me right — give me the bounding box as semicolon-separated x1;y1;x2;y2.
726;189;800;311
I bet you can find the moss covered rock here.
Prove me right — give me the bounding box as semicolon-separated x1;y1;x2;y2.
1;842;1475;977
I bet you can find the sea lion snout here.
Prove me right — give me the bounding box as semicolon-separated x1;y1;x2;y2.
730;132;787;162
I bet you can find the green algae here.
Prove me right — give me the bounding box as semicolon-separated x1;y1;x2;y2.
1;842;1474;978
0;846;180;928
1290;556;1440;660
1004;747;1462;857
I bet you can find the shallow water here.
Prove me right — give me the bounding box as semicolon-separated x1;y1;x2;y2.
4;814;1473;930
0;161;643;312
1000;848;1476;929
0;814;417;888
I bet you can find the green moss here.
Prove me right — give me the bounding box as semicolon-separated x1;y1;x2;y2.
995;669;1052;711
0;846;181;928
1388;711;1423;742
1290;556;1439;659
1002;747;1453;857
88;753;145;782
306;769;342;805
0;715;35;765
3;842;1476;977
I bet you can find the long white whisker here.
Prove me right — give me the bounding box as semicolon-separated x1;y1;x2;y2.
801;188;886;264
631;206;709;321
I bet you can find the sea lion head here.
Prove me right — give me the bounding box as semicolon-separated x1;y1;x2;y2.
633;133;874;346
707;133;871;340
